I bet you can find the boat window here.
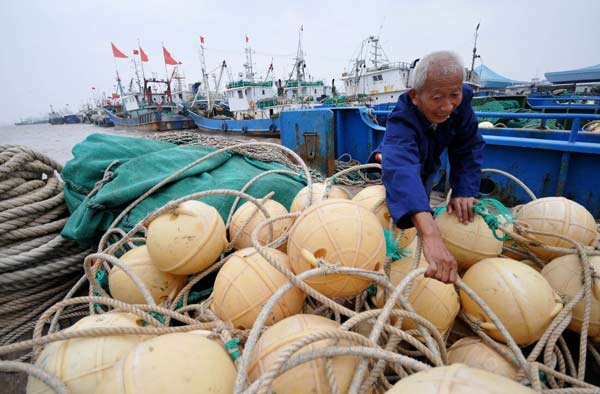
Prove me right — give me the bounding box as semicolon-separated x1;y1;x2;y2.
238;90;244;99
372;75;383;81
262;90;265;95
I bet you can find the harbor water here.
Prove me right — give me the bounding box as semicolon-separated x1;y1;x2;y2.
0;123;158;165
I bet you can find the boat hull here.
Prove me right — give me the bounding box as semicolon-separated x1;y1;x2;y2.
185;109;280;137
103;108;196;131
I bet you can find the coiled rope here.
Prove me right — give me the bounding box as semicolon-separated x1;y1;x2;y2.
0;145;91;349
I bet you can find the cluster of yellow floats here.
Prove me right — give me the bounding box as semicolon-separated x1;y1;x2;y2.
27;183;599;394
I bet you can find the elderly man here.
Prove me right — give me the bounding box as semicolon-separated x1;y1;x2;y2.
371;51;485;283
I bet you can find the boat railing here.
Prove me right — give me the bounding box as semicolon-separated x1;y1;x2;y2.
370;110;600;141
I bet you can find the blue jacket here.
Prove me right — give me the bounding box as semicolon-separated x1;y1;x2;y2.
372;84;485;229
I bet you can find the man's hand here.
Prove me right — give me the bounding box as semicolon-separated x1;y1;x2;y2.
422;232;458;283
411;211;458;283
447;197;478;224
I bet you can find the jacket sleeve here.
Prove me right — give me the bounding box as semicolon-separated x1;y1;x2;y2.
448;93;485;198
382;117;432;229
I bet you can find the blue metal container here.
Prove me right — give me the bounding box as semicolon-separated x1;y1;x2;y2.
280;107;600;216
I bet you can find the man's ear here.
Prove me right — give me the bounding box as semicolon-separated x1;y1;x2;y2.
408;88;419;106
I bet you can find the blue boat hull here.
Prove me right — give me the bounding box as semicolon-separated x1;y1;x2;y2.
63;114;81;124
280;107;600;216
185;109;280;136
104;108;196;131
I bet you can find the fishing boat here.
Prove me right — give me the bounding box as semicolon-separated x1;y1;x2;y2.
104;77;196;131
185;27;329;135
336;27;483;108
48;105;64;125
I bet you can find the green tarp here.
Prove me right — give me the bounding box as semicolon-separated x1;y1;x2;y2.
61;133;306;246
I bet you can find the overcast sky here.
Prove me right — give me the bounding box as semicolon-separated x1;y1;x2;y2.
1;0;598;123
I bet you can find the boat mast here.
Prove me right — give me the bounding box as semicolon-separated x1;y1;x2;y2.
295;26;306;96
191;40;212;110
470;22;481;77
201;41;211;110
243;35;255;82
137;39;147;83
131;56;143;95
370;36;379;69
284;26;306;99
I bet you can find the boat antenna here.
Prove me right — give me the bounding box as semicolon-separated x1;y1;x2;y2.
470;22;481;76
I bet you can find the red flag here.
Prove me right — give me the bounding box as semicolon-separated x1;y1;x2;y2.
133;49;139;55
200;36;205;44
245;35;249;44
162;46;180;65
139;47;149;62
111;42;128;58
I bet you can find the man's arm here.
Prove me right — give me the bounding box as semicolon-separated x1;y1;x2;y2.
381;117;432;229
381;117;458;283
447;87;485;223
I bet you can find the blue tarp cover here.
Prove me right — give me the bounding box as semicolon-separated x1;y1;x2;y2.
475;64;522;89
545;64;600;84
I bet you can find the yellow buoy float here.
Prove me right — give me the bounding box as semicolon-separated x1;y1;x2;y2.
211;247;305;329
287;199;386;298
290;182;350;213
248;314;357;394
384;364;535;394
516;197;597;260
542;254;600;341
146;200;227;275
27;313;148;394
436;210;502;270
108;245;187;304
447;337;519;380
94;332;236;394
352;185;417;248
374;240;459;337
460;257;562;345
229;198;292;250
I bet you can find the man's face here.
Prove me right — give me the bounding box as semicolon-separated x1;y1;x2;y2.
409;73;463;124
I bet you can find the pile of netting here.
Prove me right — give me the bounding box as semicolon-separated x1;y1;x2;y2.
0;142;599;394
0;146;91;350
472;100;562;129
147;131;381;186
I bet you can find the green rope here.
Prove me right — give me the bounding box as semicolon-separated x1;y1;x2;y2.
384;229;412;261
93;266;110;311
473;198;515;241
435;198;513;241
175;288;213;309
141;311;166;327
366;284;377;297
140;288;214;327
225;338;241;361
433;206;446;216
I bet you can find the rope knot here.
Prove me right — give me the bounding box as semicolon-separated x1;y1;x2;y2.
316;258;339;273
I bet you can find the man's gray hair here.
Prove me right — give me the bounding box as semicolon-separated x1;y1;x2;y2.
412;51;466;91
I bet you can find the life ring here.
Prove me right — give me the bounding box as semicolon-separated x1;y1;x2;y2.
241;124;248;134
269;123;277;133
221;122;228;132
